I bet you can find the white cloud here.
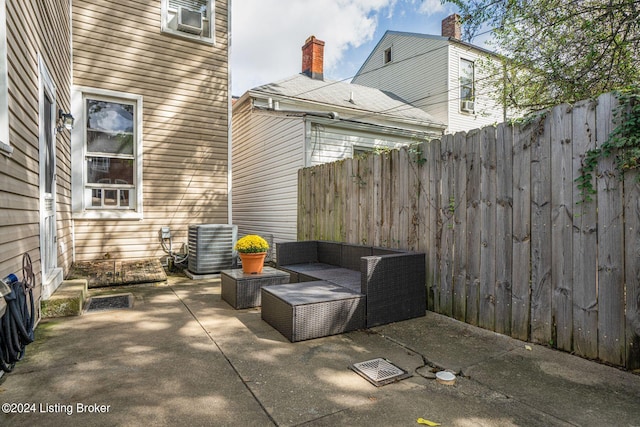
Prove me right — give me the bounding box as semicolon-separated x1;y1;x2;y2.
231;0;396;96
416;0;445;16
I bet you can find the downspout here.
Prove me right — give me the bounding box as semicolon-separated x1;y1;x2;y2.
227;0;233;225
69;0;76;263
303;118;311;168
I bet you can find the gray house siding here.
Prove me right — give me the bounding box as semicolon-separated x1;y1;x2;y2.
232;105;431;246
307;121;419;166
352;32;506;134
352;34;450;128
232;105;305;244
446;44;504;133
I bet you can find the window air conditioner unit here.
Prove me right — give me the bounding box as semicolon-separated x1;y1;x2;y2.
188;224;237;274
461;100;475;112
177;6;203;35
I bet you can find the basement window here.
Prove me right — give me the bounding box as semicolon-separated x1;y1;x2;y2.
161;0;215;45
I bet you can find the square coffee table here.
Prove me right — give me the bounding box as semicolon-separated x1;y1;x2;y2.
221;267;290;309
261;281;365;342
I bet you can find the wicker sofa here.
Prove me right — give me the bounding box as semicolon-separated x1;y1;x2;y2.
261;241;426;341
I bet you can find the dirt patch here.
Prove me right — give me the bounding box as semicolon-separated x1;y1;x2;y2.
68;258;167;288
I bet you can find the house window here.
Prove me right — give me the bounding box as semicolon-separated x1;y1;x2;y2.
161;0;214;45
71;87;143;219
460;58;475;112
0;0;10;156
383;47;392;64
353;145;376;158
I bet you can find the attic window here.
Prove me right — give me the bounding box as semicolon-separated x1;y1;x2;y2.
161;0;214;45
383;47;392;64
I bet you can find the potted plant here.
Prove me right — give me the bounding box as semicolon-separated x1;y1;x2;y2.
234;235;269;274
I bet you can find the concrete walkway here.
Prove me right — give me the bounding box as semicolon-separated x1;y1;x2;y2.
1;276;639;426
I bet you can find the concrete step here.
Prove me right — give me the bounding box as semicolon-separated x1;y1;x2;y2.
41;279;88;318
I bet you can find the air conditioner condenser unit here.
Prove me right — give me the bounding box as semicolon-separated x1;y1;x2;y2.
188;224;237;274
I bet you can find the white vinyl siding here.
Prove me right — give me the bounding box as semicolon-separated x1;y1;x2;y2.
352;34;450;130
447;44;503;134
232;104;304;244
232;97;436;245
307;123;410;166
354;32;507;134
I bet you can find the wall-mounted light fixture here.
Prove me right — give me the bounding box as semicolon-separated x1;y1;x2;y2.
57;109;75;132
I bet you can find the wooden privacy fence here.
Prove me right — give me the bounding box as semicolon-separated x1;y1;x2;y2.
297;92;640;369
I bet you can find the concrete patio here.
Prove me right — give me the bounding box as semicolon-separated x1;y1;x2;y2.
1;275;639;426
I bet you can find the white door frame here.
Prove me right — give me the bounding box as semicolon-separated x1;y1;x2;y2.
38;55;62;299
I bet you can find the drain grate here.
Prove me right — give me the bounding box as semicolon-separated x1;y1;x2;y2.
350;357;412;386
86;293;133;313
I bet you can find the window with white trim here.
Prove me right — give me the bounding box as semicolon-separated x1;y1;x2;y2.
161;0;214;44
460;58;475;113
72;87;143;219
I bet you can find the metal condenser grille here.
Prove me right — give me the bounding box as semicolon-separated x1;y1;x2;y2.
350;358;411;386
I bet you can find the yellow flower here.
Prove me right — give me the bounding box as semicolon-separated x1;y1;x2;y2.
234;235;269;253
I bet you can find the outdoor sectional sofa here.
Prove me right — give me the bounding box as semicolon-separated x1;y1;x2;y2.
261;240;426;342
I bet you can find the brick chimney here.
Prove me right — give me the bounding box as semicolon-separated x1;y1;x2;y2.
441;14;461;39
302;36;324;80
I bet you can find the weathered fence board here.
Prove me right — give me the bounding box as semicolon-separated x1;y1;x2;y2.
465;130;482;326
531;112;553;345
439;135;455;316
407;148;421;251
416;142;428;255
453;132;468;321
372;154;382;247
381;152;392;248
596;93;625;366
426;140;440;311
550;104;574;352
297;91;637;369
359;156;372;245
511;122;532;341
571;99;598;359
624;174;640;370
479;127;497;331
495;123;513;335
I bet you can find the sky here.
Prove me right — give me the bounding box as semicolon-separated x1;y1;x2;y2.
230;0;462;97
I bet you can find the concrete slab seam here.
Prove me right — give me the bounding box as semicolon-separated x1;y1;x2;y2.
168;285;278;426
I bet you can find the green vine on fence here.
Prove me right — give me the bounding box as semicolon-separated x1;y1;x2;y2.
577;85;640;203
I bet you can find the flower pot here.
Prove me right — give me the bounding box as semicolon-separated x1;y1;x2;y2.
239;252;267;274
